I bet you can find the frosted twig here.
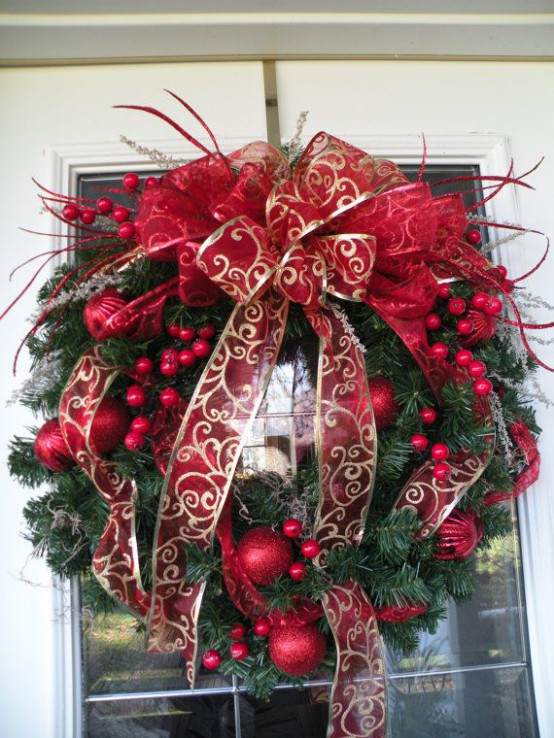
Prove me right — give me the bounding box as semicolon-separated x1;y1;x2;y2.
489;392;513;463
329;303;366;354
7;350;63;406
120;136;189;170
285;111;309;163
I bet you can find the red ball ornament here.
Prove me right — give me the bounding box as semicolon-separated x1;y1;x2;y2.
124;431;145;451
367;376;399;431
62;203;80;222
484;297;503;315
198;324;216;340
437;283;451;299
466;228;482;245
456;318;474;336
179;326;196;342
230;642;249;661
83;289;131;341
178;349;196;368
192;338;211;358
455;349;473;367
117;221;135;239
134;357;153;376
419;407;437;425
80;208;96;225
301;539;321;559
471;292;489;310
432;462;451;482
237;527;294;586
160;348;180;377
131;416;151;434
468;360;486;378
144;176;159;188
431;443;450;461
96;196;113;214
229;623;247;640
112;206;130;223
429;342;449;360
435;508;484;560
202;649;222;670
283;518;303;538
289;562;307;581
126;384;147;408
448;298;466;316
253;617;272;637
122;172;140;190
34;418;75;472
410;433;429;452
160;387;180;408
89;397;131;455
473;378;493;396
425;313;442;330
268;624;327;677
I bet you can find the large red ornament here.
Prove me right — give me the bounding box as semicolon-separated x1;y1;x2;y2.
268;624;327;677
434;508;484;560
83;289;133;341
367;376;398;431
89;397;131;455
34;418;75;472
236;526;294;586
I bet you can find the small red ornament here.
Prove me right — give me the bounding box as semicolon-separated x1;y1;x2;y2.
435;508;484;560
124;431;145;451
89;397;131;455
126;384;147;408
160;387;180;408
425;313;442;330
289;562;307;581
96;196;113;214
471;292;489;310
268;624;327;677
229;623;247;640
429;342;449;360
117;221;135;239
410;433;429;452
62;204;80;221
80;208;96;225
456;318;474;336
167;323;181;337
367;376;399;430
230;642;249;661
473;378;493;396
202;649;222;670
375;603;429;623
419;407;437;425
122;172;140;190
437;283;451;299
301;539;321;558
433;462;451;481
283;518;303;538
83;289;131;341
484;297;503;315
430;443;449;461
160;348;180;377
131;416;151;434
192;338;211;358
253;617;272;637
179;326;196;342
448;297;466;316
455;349;473;367
112;206;130;223
178;349;196;368
468;360;486;378
198;324;216;340
144;176;159;188
237;527;294;586
34;418;75;472
134;357;153;376
466;228;482;245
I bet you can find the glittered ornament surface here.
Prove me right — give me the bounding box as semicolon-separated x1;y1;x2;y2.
435;508;484;560
268;624;327;677
237;526;294;586
367;376;399;430
89;397;131;455
34;418;75;472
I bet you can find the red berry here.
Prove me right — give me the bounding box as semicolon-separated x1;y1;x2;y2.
253;617;272;637
419;407;437;425
448;298;466;316
301;539;321;558
289;562;307;581
124;431;145;451
160;348;180;377
457;318;474;336
455;349;473;367
131;416;151;434
126;385;146;407
430;342;449;360
160;387;180;408
167;323;181;337
484;297;503;315
198;324;216;340
179;327;196;342
80;208;96;225
431;443;450;461
473;378;493;396
433;462;451;481
202;649;222;670
62;204;80;221
229;623;247;640
470;292;488;310
144;176;159;188
230;642;249;660
496;265;508;280
122;172;140;190
437;283;451;299
283;519;303;538
468;360;486;378
466;228;482;245
192;339;211;358
425;313;442;331
96;196;113;214
112;206;130;223
410;433;429;452
134;357;153;376
178;349;196;367
118;221;135;239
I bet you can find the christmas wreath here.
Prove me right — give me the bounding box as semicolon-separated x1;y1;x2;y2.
6;93;547;737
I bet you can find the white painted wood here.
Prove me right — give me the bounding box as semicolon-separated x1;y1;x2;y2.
277;59;554;737
0;61;267;738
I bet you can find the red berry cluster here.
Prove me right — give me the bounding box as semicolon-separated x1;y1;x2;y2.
282;517;321;580
166;322;215;369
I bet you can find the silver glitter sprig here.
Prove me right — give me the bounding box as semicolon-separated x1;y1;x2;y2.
7;350;63;406
120;135;188;170
489;391;513;464
285;111;309;164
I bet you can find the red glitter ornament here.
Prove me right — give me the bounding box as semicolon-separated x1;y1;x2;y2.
229;623;247;640
375;603;428;623
34;418;75;472
237;526;294;586
300;539;321;558
435;508;484;560
83;289;132;341
460;309;497;347
230;642;249;660
268;624;327;677
253;617;272;637
283;518;303;538
202;649;222;670
367;376;399;430
289;561;307;581
89;397;131;455
410;433;429;452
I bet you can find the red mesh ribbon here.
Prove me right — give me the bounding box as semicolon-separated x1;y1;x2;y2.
486;421;540;505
